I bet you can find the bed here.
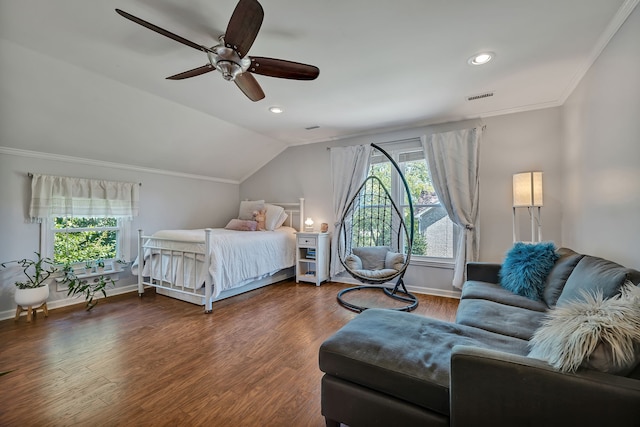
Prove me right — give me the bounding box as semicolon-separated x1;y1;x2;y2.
133;198;304;313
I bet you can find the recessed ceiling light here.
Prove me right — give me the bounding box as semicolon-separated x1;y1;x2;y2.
468;52;495;65
269;106;283;114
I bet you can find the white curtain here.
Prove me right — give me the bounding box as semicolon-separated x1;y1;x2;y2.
422;127;482;289
29;174;140;221
329;145;372;277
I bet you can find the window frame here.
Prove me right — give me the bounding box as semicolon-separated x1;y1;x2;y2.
372;139;457;267
40;217;131;268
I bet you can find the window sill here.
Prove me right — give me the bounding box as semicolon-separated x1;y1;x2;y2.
409;258;455;269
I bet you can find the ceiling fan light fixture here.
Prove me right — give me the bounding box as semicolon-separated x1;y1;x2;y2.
269;106;283;114
468;52;495;65
215;60;243;81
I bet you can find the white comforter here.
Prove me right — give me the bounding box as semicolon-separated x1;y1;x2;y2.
133;227;296;297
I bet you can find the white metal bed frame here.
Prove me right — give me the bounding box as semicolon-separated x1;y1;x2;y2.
137;198;305;313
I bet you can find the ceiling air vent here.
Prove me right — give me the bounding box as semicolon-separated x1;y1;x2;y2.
305;125;320;130
467;91;494;101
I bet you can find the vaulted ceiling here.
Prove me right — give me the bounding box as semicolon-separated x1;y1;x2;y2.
0;0;636;182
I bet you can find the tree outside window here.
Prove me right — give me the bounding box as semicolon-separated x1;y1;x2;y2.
53;217;118;265
369;148;456;260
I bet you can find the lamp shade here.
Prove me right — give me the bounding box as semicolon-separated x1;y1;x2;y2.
304;217;314;231
513;172;543;207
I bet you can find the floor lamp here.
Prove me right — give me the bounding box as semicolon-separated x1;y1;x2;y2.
512;171;543;243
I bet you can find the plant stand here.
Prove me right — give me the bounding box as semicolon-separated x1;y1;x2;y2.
15;302;48;322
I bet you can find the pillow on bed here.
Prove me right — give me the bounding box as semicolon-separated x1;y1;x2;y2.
274;211;288;229
238;200;265;220
225;219;258;231
264;204;285;230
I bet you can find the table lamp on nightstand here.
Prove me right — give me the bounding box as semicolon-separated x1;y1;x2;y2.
304;217;314;232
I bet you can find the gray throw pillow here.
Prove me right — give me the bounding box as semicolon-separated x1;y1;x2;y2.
542;248;584;307
556;256;632;307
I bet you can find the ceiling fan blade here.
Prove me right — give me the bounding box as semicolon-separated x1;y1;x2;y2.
116;9;205;53
249;57;319;80
224;0;264;58
166;64;215;80
234;72;265;102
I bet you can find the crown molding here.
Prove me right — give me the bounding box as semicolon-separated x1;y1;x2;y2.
0;146;240;185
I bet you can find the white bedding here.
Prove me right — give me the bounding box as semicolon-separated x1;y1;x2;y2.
133;226;296;298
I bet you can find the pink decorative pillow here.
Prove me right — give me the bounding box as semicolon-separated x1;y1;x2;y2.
225;219;258;231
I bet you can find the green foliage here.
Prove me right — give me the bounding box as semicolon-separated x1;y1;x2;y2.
62;269;115;311
407;210;428;255
1;252;56;289
403;159;433;204
53;217;117;265
366;156;435;257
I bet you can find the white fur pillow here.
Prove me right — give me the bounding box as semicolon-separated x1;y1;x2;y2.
528;282;640;373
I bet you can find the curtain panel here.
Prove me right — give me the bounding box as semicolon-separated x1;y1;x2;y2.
29;174;140;221
422;127;482;289
329;145;372;277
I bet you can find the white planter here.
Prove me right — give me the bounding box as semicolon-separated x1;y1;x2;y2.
14;284;50;307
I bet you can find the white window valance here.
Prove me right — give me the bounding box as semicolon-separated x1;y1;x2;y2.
29;174;140;221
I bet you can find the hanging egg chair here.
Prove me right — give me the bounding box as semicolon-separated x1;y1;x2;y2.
336;143;418;312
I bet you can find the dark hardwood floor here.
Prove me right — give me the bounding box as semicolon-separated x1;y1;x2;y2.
0;280;459;426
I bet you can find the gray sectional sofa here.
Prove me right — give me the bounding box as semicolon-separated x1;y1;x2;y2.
319;247;640;427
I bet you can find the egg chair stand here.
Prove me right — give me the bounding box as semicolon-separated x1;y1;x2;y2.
336;143;418;313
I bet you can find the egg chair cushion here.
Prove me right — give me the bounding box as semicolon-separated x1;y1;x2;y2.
345;247;406;281
385;251;405;271
345;254;364;271
353;268;402;280
352;246;391;270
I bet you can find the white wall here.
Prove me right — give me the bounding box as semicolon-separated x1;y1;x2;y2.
561;6;640;270
480;108;564;261
242;6;640;293
0;150;239;317
241;111;565;297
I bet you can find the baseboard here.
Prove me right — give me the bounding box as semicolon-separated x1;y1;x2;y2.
1;279;460;321
332;276;461;300
0;284;140;321
405;285;461;299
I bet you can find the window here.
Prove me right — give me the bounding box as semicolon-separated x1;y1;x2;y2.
52;217;119;265
369;140;457;262
43;217;131;267
29;174;139;267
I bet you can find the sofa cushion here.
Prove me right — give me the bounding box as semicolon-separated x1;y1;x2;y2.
456;299;547;340
461;281;549;312
499;242;559;301
556;256;639;306
319;309;529;416
542;248;584;308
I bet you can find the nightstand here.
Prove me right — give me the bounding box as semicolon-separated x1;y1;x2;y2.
295;232;330;286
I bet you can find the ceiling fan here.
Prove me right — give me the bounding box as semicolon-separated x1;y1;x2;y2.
115;0;319;102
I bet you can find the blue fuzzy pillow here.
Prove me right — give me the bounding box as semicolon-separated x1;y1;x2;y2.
499;242;560;300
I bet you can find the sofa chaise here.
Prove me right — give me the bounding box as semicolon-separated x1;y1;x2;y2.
319;247;640;426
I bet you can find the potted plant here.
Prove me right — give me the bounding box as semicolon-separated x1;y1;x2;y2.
62;269;115;311
1;252;55;308
113;258;128;272
96;259;105;273
84;260;94;274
